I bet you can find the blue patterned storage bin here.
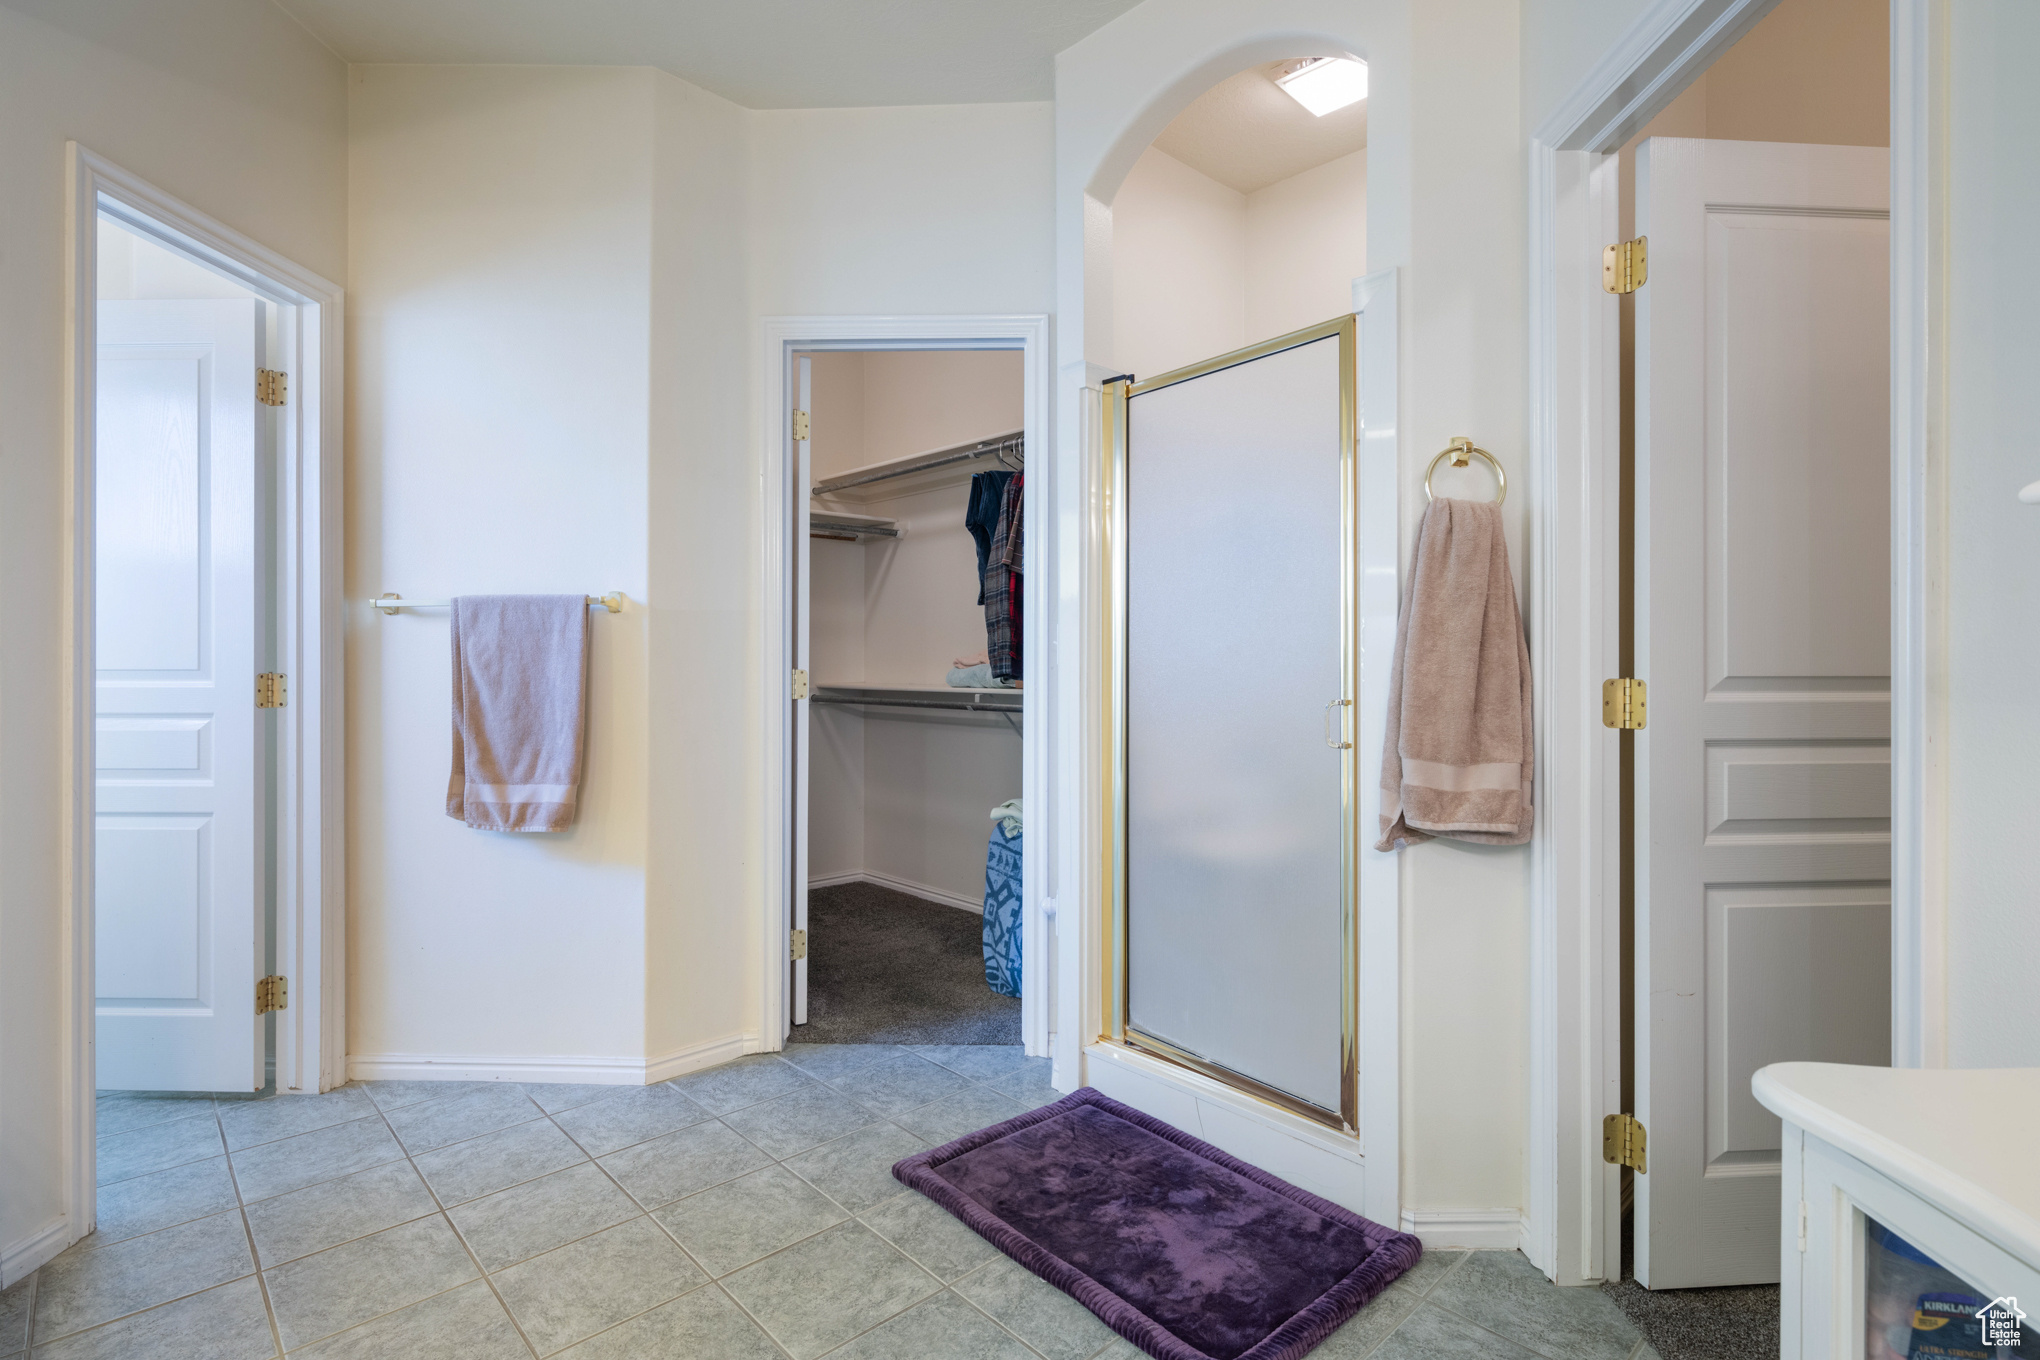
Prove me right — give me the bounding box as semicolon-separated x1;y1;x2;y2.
982;824;1022;997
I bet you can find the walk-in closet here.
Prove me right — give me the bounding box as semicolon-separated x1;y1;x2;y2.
793;350;1027;1045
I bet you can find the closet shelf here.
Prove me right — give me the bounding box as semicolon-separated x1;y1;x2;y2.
811;681;1021;715
811;430;1022;503
810;511;899;541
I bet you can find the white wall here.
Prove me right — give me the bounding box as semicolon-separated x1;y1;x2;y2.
346;66;654;1070
1943;0;2040;1066
1110;143;1369;381
1246;148;1369;340
0;0;346;1281
1110;147;1249;380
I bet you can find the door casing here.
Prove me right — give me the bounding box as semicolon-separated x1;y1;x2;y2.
53;144;344;1273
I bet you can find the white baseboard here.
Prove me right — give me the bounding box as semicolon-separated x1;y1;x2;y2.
809;869;983;915
2;1214;71;1287
1399;1208;1528;1251
347;1033;759;1087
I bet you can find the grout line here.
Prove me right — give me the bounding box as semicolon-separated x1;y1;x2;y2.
19;1259;36;1359
216;1100;288;1359
369;1097;544;1359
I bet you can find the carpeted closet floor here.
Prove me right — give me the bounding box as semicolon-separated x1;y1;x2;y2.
798;881;1020;1046
1601;1216;1781;1359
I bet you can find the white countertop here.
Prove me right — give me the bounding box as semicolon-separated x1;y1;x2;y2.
1753;1062;2040;1267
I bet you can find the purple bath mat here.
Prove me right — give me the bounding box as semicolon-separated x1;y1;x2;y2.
892;1087;1420;1360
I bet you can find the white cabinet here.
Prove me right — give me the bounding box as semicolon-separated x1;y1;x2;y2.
1755;1063;2040;1358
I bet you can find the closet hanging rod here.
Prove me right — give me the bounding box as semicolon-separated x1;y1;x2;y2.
372;593;624;616
811;431;1022;496
811;693;1021;715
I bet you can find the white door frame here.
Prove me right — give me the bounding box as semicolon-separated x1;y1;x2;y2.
58;145;345;1251
757;314;1053;1057
1522;0;1933;1283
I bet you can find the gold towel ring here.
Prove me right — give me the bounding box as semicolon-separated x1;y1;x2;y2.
1423;437;1506;505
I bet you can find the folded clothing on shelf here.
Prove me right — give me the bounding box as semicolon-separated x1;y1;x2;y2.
947;663;1017;689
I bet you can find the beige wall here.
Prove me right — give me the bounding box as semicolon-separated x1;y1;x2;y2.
0;0;346;1278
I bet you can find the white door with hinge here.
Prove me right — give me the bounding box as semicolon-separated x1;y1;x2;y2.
1635;138;1891;1287
791;354;813;1032
95;298;267;1093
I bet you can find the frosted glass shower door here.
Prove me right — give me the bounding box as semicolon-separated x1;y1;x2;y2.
1112;320;1356;1126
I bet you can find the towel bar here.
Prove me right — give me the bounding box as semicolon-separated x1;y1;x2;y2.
373;593;624;616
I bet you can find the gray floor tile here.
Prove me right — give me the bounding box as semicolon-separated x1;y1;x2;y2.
985;1063;1064;1111
721;1083;882;1161
356;1080;499;1113
1314;1286;1422;1359
553;1285;781;1360
92;1156;239;1247
550;1085;711;1158
665;1055;815;1116
1372;1299;1546;1360
1092;1342;1145;1359
824;1050;972;1118
781;1121;926;1214
654;1166;846;1278
290;1278;528;1360
33;1210;253;1344
521;1083;626;1115
953;1256;1116;1360
859;1193;1000;1282
219;1088;377;1152
598;1120;770;1210
94;1092;217;1140
723;1220;939;1360
0;1274;30;1354
413;1117;588;1207
778;1044;904;1082
382;1084;544;1155
27;1276;275;1360
825;1289;1039;1360
228;1117;405;1204
96;1114;225;1186
492;1216;706;1355
904;1046;1033;1084
1426;1251;1639;1360
244;1159;438;1266
446;1162;640;1272
891;1085;1028;1147
262;1213;478;1352
1388;1249;1468;1302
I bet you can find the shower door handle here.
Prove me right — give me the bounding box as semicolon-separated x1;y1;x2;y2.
1323;699;1353;749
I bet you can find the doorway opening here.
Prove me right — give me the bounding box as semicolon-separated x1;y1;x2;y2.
794;349;1030;1047
1598;0;1891;1324
45;146;343;1277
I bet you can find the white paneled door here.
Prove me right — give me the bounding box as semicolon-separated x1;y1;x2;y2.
1634;139;1891;1287
95;298;267;1092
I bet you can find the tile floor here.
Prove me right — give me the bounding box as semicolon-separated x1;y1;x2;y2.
3;1044;1656;1360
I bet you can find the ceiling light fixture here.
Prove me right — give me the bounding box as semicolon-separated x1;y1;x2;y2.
1275;57;1368;117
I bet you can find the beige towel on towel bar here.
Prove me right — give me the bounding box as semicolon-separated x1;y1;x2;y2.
447;595;590;832
1376;498;1534;849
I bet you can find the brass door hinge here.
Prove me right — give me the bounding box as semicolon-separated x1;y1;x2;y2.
256;673;287;708
791;669;809;700
790;929;808;961
257;369;288;406
256;975;287;1014
1602;677;1646;729
791;409;810;441
1603;1113;1647;1171
1602;237;1648;294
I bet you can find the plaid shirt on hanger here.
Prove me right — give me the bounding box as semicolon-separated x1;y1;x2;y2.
985;473;1023;682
